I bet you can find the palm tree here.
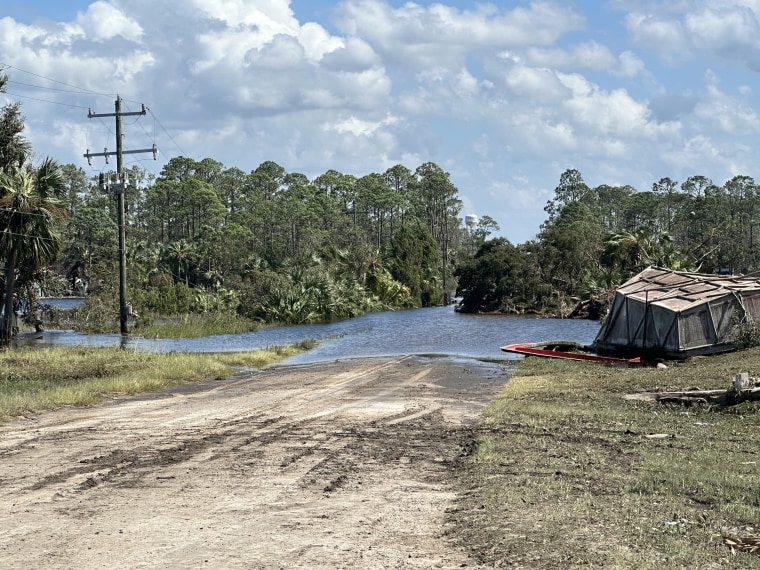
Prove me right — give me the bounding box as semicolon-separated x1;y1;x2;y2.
164;239;196;286
602;225;654;276
0;158;66;341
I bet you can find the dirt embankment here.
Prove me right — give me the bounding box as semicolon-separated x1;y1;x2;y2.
0;356;508;569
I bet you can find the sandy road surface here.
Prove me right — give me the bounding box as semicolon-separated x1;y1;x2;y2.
0;356;507;569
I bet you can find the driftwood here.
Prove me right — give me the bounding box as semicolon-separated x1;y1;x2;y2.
568;291;613;320
724;534;760;554
655;388;760;406
631;373;760;407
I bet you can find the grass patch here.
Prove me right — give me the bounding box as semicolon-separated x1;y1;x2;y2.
0;341;311;424
133;313;261;338
68;311;262;338
449;350;760;568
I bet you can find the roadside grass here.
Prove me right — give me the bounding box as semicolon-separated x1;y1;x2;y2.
449;349;760;568
0;342;311;424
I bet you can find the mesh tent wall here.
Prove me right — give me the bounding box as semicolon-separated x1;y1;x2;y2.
592;267;760;359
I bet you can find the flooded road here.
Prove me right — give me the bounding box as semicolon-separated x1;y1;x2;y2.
19;305;601;364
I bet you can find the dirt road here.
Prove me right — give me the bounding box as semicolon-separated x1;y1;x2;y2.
0;356;507;569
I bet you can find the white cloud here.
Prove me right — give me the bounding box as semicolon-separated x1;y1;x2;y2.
560;74;668;137
329;114;399;136
524;42;616;70
0;16;152;91
188;0;298;31
335;0;586;68
321;37;380;72
489;180;546;211
625;2;760;70
0;17;78;54
520;42;645;78
625;12;689;61
77;1;143;42
453;68;480;98
618;51;646;77
6;0;760;243
298;22;345;61
244;34;305;68
502;64;571;102
190;0;342;73
685;4;760;44
694;70;760;133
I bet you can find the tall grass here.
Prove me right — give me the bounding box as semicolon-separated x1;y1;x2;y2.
0;342;311;423
133;313;260;338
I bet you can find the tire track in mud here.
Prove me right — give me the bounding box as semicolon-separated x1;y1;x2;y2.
1;357;412;493
0;356;507;569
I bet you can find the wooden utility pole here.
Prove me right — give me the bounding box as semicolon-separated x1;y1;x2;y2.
85;96;156;335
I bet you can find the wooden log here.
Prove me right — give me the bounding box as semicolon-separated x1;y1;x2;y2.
654;386;760;406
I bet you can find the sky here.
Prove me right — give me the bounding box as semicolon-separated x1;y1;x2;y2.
2;1;760;244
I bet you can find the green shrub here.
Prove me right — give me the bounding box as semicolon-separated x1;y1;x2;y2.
730;314;760;350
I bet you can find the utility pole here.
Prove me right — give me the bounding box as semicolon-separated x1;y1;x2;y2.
85;96;157;335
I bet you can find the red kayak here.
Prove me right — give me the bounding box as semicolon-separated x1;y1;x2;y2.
501;341;641;365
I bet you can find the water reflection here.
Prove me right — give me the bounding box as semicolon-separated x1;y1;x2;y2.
15;306;601;365
39;297;87;311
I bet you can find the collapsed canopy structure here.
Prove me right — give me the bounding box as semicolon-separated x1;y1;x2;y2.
592;267;760;359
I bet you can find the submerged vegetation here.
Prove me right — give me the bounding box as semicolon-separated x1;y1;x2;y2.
450;351;760;568
133;313;260;339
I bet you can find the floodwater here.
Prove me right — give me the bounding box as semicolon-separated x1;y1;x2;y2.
17;303;601;365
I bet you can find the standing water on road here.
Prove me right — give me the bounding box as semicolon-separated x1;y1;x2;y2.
16;306;600;365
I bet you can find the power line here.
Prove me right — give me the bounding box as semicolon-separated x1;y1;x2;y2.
8;79;100;96
3;90;90;109
147;109;188;157
3;64;152;110
2;63;187;173
1;63;114;98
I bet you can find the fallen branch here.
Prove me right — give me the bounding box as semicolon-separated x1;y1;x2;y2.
724;534;760;554
628;373;760;407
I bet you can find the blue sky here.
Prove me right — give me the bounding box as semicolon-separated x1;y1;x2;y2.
3;1;760;244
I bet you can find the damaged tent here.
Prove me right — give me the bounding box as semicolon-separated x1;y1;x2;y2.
592;267;760;359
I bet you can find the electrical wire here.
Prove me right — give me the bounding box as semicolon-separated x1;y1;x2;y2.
9;79;101;97
1;64;115;98
3;90;90;109
0;70;213;279
147;109;187;157
2;63;186;175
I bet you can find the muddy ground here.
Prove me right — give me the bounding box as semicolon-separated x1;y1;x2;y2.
0;355;508;569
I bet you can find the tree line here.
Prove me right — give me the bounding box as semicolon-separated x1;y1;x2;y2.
455;168;760;315
56;157;498;326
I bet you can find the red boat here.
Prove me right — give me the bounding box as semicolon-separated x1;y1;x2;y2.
501;341;641;365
